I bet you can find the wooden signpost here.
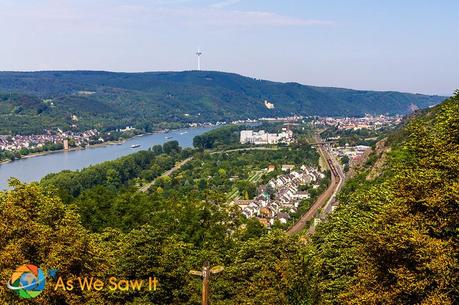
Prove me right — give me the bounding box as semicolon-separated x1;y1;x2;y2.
189;261;224;305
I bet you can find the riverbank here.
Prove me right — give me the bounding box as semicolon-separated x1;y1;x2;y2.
0;128;176;165
0;125;218;166
0;126;214;189
0;139;127;165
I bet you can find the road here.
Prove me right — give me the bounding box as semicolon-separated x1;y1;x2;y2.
287;135;344;235
138;157;193;192
209;147;278;155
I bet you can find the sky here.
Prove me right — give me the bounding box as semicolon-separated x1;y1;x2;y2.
0;0;457;95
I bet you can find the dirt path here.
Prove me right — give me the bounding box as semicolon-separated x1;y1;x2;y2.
138;147;279;193
138;157;193;192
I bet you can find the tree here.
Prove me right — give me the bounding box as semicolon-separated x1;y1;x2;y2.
0;180;108;304
151;144;163;155
163;141;180;154
217;168;227;178
106;168;121;187
243;190;249;200
213;231;310;305
108;226;195;304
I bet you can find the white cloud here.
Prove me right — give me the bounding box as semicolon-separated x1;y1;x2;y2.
142;7;333;27
211;0;241;9
0;1;333;33
213;9;333;26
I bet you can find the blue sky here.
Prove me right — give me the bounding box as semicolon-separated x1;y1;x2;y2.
0;0;457;95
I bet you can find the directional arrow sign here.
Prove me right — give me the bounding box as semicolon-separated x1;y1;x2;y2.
210;265;224;274
189;270;203;276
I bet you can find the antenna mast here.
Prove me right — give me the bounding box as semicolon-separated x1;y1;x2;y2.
196;49;203;71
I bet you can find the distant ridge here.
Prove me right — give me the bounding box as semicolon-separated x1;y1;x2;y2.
0;70;447;134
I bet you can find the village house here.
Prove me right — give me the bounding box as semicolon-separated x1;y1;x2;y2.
281;164;295;172
236;166;324;228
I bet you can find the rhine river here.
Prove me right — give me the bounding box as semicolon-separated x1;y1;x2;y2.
0;127;214;189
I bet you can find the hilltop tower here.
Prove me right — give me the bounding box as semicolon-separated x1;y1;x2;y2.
196;49;202;71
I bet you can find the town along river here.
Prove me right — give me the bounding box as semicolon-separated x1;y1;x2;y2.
0;127;214;189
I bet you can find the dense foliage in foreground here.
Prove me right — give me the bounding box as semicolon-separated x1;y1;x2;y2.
308;93;459;304
0;94;457;304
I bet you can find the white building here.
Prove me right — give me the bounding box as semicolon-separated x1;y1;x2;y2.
240;130;293;145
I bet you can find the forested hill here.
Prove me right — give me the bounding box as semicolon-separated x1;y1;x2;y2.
0;70;446;134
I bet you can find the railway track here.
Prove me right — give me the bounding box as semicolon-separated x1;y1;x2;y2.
287;138;343;235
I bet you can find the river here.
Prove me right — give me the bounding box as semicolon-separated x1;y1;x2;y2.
0;126;215;189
